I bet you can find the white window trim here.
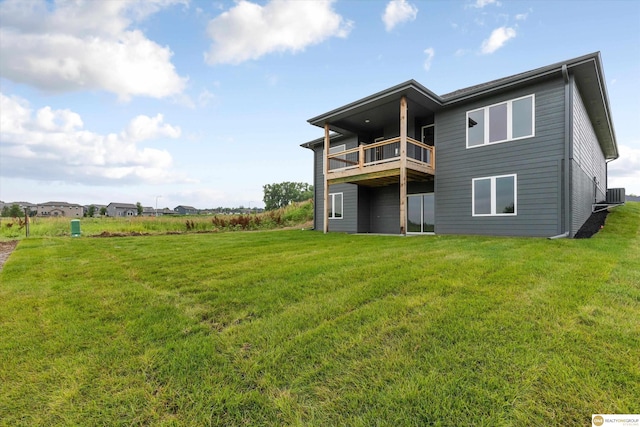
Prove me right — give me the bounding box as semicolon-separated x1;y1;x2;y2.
466;94;535;149
421;124;435;144
407;193;435;234
472;174;517;217
328;192;343;220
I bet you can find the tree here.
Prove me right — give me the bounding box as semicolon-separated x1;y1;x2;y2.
99;206;107;216
136;202;143;216
263;182;313;211
6;204;24;218
86;205;96;217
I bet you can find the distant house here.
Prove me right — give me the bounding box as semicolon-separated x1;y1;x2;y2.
174;205;198;215
106;202;138;217
302;52;621;238
156;208;177;216
84;204;107;217
3;201;37;215
37;201;83;217
141;206;156;216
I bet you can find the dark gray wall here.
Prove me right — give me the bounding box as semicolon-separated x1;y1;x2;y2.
357;188;371;233
312;135;360;233
368;184;400;234
570;79;607;236
435;77;566;237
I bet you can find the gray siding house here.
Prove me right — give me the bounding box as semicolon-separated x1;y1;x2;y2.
301;52;620;238
174;205;198;215
106;202;138;217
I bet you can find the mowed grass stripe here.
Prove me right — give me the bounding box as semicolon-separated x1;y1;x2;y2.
1;203;638;426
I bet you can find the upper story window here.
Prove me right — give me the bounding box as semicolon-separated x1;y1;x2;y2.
467;94;535;148
323;144;346;174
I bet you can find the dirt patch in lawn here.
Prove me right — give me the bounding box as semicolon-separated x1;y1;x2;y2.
0;241;18;271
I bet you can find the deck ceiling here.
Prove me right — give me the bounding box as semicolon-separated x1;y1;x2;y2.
308;81;441;135
328;98;434;135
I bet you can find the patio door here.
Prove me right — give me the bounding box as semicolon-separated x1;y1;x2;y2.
407;193;434;233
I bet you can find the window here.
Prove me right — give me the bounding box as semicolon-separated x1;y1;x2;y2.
323;144;346;173
466;95;534;148
328;193;343;219
472;174;517;216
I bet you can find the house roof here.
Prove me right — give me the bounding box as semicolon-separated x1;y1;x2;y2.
305;52;618;159
39;201;82;207
107;202;137;209
175;205;197;210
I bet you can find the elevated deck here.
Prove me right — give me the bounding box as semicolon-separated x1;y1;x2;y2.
326;137;435;186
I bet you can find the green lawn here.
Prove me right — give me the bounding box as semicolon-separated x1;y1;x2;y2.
1;203;638;426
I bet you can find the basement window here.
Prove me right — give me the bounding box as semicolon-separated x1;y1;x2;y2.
328;193;343;219
472;174;517;216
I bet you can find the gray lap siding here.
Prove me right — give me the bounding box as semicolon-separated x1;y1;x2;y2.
570;78;607;236
313;135;360;233
435;77;566;237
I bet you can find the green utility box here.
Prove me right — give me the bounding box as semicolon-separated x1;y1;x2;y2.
70;219;81;237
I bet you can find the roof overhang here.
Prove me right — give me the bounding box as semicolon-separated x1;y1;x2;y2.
307;80;443;135
568;54;618;160
300;132;348;150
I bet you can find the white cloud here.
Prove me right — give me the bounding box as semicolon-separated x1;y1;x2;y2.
0;0;187;100
480;26;516;54
0;93;191;185
197;89;216;107
382;0;418;32
124;114;181;142
205;0;352;65
608;144;640;194
423;48;435;71
471;0;501;8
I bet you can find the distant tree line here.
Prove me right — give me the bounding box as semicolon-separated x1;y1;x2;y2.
1;204;26;217
263;182;313;211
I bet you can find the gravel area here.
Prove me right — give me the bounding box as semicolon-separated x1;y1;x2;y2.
574;210;609;239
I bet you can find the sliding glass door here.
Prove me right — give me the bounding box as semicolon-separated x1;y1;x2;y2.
407;193;434;233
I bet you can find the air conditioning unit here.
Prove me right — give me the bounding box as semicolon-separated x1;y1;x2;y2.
606;188;625;204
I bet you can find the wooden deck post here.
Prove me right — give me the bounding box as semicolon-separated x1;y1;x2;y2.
324;123;330;234
400;96;407;235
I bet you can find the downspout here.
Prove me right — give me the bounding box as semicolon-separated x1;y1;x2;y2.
323;123;330;233
562;64;573;238
550;65;572;240
548;231;570;240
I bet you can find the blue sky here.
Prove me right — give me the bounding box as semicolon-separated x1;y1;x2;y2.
1;0;639;209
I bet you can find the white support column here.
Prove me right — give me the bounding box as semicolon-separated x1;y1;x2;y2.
324;123;330;233
400;96;407;235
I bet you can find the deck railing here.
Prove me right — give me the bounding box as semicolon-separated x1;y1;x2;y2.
327;137;434;173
